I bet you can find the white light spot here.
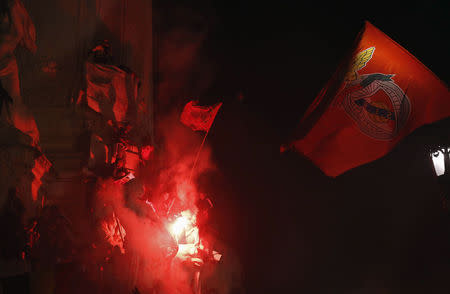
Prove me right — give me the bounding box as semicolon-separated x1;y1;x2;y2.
431;150;445;176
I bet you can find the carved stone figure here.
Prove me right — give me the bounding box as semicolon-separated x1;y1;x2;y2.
0;0;39;145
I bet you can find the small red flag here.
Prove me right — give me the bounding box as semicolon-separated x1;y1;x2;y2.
289;21;449;177
180;101;222;132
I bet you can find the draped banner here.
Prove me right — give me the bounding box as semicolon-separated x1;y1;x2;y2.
85;62;140;123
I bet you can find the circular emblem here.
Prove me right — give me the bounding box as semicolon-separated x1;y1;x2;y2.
341;73;411;140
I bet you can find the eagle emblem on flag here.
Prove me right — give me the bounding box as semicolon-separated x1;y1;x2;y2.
337;47;411;140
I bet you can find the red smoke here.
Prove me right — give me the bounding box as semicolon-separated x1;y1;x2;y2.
89;107;218;293
87;4;234;292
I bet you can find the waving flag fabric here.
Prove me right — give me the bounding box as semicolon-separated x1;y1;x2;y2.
180;101;222;132
290;21;449;177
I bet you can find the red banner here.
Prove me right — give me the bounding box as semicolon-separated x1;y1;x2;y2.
180;101;222;132
290;21;449;177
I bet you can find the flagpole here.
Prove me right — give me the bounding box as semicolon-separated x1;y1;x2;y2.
188;127;210;184
186;102;222;183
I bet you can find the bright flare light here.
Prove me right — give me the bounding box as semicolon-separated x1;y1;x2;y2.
168;210;202;262
170;215;189;240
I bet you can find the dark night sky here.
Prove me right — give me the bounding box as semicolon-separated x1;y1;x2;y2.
158;1;449;293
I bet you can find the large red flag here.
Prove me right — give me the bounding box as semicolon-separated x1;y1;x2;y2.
180;101;222;132
289;21;449;177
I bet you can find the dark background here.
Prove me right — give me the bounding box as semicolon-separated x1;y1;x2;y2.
157;1;449;293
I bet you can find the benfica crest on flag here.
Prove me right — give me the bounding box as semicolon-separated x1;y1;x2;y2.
288;21;449;177
180;101;222;132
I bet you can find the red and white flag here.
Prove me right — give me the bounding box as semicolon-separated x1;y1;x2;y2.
180;101;222;132
288;21;449;177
